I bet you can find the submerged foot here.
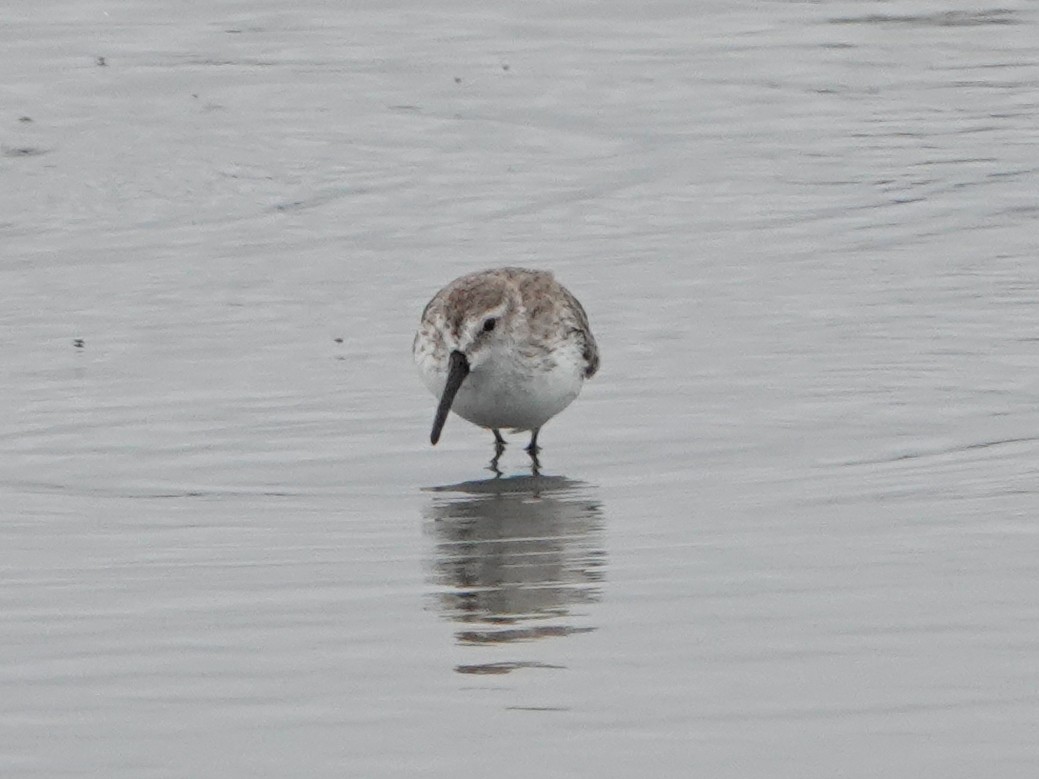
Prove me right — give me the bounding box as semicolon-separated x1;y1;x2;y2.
488;429;506;477
525;428;541;474
524;429;541;456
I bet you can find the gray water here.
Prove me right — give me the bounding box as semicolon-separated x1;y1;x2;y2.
3;1;1039;776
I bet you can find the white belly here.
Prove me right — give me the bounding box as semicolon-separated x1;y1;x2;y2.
418;348;585;432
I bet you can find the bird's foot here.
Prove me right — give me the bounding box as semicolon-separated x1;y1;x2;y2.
525;429;541;475
488;429;506;477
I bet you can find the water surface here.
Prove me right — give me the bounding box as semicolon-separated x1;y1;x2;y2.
3;1;1039;776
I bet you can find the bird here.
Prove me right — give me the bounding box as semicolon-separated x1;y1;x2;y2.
413;267;598;472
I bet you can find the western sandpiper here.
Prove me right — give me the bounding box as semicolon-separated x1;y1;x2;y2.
413;267;598;471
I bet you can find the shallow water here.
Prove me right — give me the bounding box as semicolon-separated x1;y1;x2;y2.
3;0;1039;776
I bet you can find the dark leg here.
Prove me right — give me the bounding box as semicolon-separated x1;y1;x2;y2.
525;428;540;455
488;429;506;476
525;428;541;475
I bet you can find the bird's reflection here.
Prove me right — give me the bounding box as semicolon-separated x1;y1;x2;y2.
424;475;605;675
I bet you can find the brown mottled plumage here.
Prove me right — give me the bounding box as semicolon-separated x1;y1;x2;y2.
413;267;598;471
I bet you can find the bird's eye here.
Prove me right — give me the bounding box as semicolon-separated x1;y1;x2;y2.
482;317;497;332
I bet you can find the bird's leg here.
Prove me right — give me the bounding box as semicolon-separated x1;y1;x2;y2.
488;429;506;477
525;428;541;474
525;428;540;455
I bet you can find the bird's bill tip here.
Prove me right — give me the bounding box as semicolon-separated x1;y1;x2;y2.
429;350;470;446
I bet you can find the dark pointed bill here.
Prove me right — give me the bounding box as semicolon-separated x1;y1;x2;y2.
430;350;470;445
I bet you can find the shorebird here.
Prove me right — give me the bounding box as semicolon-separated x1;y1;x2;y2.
413;267;598;472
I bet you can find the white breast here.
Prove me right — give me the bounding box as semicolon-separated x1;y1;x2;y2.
416;337;586;433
